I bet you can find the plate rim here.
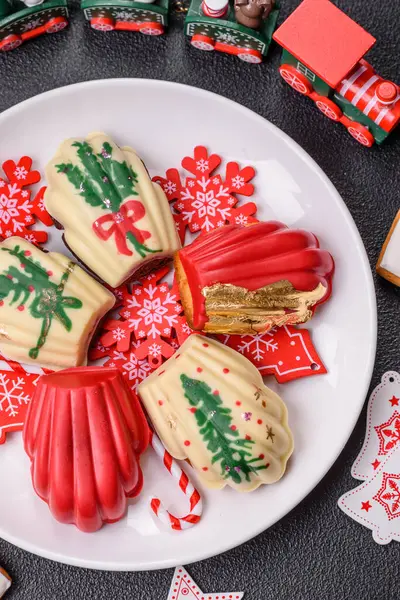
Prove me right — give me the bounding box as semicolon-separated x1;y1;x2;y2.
0;78;377;571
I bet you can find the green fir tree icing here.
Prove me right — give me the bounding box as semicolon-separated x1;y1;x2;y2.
180;374;268;485
0;245;82;360
55;140;159;257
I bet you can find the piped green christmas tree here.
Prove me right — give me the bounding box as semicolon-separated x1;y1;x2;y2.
0;245;82;360
180;374;268;485
55;141;159;257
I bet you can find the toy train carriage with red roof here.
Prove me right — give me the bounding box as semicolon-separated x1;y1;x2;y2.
81;0;168;35
0;0;68;51
273;0;400;147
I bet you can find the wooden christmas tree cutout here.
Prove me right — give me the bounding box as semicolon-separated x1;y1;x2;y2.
167;567;244;600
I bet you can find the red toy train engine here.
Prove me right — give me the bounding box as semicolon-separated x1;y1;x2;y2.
273;0;400;147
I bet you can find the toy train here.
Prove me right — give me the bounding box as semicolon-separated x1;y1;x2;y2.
273;0;400;147
0;0;68;50
0;0;279;62
1;0;399;147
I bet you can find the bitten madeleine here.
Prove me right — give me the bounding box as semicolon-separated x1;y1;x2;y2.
175;221;334;334
45;132;181;288
139;335;293;492
0;237;115;370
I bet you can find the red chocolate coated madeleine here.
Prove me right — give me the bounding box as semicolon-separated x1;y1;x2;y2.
24;367;149;533
175;221;334;334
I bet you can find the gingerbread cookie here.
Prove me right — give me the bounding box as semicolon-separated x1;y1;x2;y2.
376;209;400;287
45;132;181;287
139;335;293;492
0;568;11;598
0;237;115;370
175;221;334;334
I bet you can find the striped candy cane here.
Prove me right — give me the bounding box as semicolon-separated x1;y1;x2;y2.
149;431;203;531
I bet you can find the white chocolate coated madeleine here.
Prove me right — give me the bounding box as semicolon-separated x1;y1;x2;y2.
0;237;115;370
139;335;293;492
45;132;181;288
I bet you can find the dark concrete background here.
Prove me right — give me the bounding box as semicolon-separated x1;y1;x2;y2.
1;0;400;598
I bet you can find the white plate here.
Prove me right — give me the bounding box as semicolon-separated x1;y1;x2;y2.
0;79;376;571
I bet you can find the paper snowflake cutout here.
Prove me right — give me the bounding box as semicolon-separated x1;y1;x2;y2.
0;157;52;245
0;360;39;444
374;473;400;520
95;268;196;369
218;326;326;383
375;411;400;455
153;146;257;243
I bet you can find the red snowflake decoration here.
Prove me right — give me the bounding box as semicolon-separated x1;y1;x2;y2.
0;156;53;245
153;146;258;243
0;356;40;444
94;267;196;370
218;326;327;383
375;412;400;455
374;473;400;520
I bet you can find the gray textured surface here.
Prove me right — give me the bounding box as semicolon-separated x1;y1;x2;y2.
1;0;400;598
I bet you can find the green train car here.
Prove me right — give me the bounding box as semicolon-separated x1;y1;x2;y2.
0;0;68;51
184;0;279;63
81;0;168;35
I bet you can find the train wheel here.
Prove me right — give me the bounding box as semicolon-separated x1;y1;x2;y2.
314;96;342;121
90;17;115;31
191;34;215;51
46;17;68;33
0;34;22;51
279;64;312;95
347;123;374;147
237;49;262;64
140;23;164;35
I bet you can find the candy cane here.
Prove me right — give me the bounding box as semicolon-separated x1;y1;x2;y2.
149;431;203;531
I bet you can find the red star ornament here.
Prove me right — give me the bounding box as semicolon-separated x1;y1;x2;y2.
389;396;399;407
0;156;53;245
0;356;40;444
167;567;244;600
218;325;326;384
153;146;258;244
361;501;372;512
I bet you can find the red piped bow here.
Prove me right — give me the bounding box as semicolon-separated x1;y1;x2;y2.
93;200;151;256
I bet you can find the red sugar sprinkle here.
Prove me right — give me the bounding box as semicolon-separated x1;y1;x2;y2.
202;467;208;471
213;390;219;395
223;368;229;374
259;453;265;459
0;301;3;307
20;263;25;269
245;435;251;440
24;250;31;256
46;270;53;276
197;367;203;373
17;305;25;312
203;343;209;347
230;425;237;431
184;440;191;446
6;275;12;280
257;419;263;425
189;407;197;413
235;401;241;406
28;285;35;292
158;400;163;406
